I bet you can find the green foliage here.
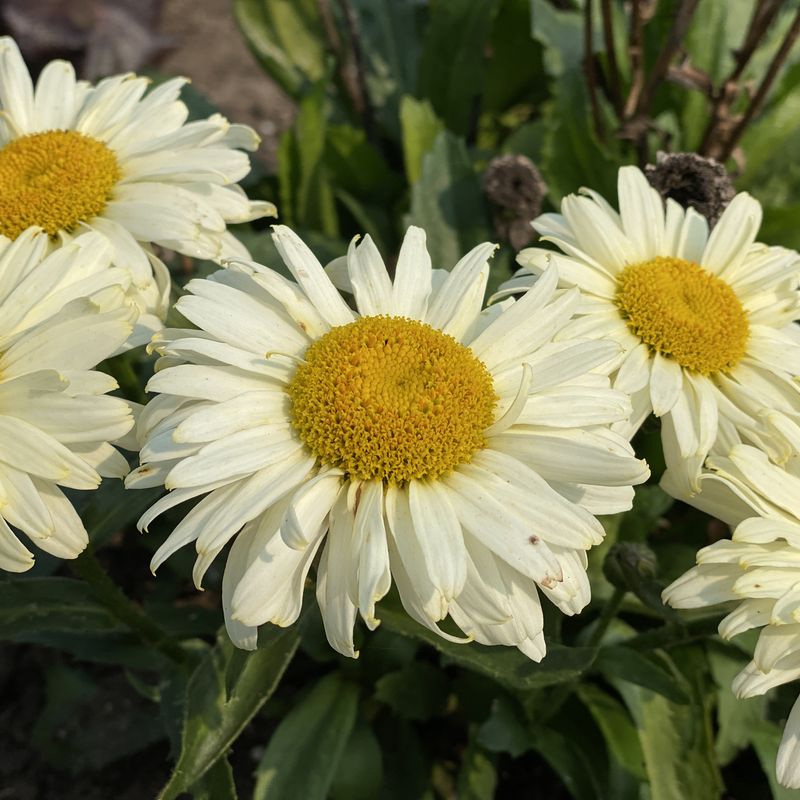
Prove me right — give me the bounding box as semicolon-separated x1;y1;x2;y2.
379;598;598;690
375;660;449;721
159;625;303;799
13;2;800;798
0;577;124;639
400;96;444;185
233;0;328;97
417;0;498;136
252;673;360;800
407;131;489;268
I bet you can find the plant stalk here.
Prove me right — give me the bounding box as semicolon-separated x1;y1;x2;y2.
71;545;188;666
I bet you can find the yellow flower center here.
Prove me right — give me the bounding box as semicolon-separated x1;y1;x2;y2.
0;130;120;239
616;256;749;374
287;315;498;483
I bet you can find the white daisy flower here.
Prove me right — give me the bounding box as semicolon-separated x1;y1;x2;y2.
0;37;275;342
499;166;800;497
128;225;649;659
664;515;800;789
0;230;137;572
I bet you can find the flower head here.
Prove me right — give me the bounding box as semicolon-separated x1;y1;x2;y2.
664;515;800;789
129;225;649;659
500;166;800;497
0;230;137;571
0;37;275;342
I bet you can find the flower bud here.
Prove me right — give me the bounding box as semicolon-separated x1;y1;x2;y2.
644;151;735;228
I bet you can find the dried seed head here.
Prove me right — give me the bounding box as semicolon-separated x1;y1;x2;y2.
483;154;547;251
644;151;735;228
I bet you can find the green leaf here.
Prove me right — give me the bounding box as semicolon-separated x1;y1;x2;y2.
32;665;166;772
378;600;596;690
532;728;606;800
483;0;546;113
477;695;531;758
233;0;328;97
0;577;124;639
577;684;646;780
350;0;421;140
751;721;800;800
330;720;384;800
760;205;800;252
612;646;723;800
457;735;497;800
278;86;339;236
417;0;499;135
539;70;623;203
406;131;489;269
597;646;689;705
253;673;360;800
707;644;767;766
75;474;163;548
375;716;430;800
190;758;238;800
158;624;302;800
530;0;596;77
375;661;448;721
400;96;444;185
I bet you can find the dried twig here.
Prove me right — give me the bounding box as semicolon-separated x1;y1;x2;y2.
699;0;784;156
336;0;378;148
600;0;623;114
636;0;700;118
623;0;646;119
718;5;800;161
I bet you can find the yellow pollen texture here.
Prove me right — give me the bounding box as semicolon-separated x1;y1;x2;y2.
287;315;498;483
616;256;749;374
0;130;120;239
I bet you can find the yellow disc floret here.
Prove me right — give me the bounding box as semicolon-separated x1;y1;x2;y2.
0;130;120;239
616;256;749;374
287;315;498;483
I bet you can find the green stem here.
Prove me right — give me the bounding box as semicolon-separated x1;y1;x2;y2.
536;588;628;724
588;587;626;648
71;545;188;666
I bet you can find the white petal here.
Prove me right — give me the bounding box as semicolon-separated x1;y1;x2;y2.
317;491;359;657
347;235;393;316
391;226;432;320
704;193;762;278
426;242;495;339
618;166;665;260
649;353;683;416
271;226;354;328
777;695;800;789
408;479;467;603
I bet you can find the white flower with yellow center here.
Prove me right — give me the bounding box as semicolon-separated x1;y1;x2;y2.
127;225;649;658
500;166;800;497
0;230;137;572
0;37;275;342
664;515;800;789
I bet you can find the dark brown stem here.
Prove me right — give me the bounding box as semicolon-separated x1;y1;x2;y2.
600;0;623;114
699;0;784;155
335;0;378;147
636;0;700;117
730;0;784;83
623;0;646;118
719;5;800;161
584;0;606;140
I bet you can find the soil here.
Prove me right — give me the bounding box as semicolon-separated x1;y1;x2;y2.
156;0;296;170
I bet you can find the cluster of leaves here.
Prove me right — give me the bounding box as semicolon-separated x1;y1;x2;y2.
4;1;800;798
